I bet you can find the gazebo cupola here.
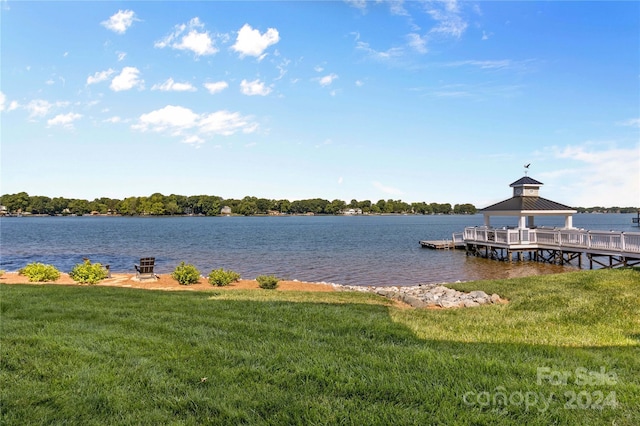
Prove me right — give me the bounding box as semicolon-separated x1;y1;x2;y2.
480;176;577;230
511;176;543;197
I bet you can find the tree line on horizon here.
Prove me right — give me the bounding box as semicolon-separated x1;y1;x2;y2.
0;192;478;216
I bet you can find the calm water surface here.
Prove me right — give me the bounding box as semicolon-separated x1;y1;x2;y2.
0;214;636;286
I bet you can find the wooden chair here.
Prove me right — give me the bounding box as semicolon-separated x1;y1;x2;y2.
134;257;157;281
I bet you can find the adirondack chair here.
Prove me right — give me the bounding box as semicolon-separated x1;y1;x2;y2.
134;257;157;281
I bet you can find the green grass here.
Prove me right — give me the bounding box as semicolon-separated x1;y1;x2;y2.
1;268;639;425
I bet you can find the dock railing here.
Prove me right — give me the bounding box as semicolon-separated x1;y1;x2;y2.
463;226;640;255
452;232;464;245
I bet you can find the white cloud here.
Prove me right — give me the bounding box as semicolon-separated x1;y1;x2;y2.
116;51;127;61
101;10;138;34
87;68;115;85
22;99;70;118
346;0;407;15
182;135;205;146
442;0;461;13
103;116;122;123
407;33;428;54
232;24;279;59
204;81;229;94
355;39;404;62
373;181;404;196
151;78;196;92
199;110;258;135
26;99;53;117
0;91;5;111
47;112;82;129
110;67;143;91
132;105;199;135
345;0;367;10
618;118;640;128
240;79;272;96
318;73;338;87
547;143;640;207
132;105;258;143
445;59;513;70
275;58;290;81
338;176;344;185
427;2;468;38
155;17;217;57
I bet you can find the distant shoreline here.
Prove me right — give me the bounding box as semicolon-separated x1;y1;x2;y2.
1;211;636;218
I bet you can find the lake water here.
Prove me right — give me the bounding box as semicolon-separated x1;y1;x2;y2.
0;213;637;286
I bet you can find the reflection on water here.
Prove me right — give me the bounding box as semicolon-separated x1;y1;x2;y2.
457;255;575;282
0;214;632;286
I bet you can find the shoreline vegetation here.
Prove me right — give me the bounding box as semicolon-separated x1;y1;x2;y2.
0;192;475;216
3;191;637;217
1;268;638;424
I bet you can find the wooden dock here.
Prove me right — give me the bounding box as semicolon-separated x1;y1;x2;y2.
462;227;640;269
419;240;463;249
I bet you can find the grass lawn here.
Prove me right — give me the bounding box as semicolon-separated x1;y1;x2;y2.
1;268;639;425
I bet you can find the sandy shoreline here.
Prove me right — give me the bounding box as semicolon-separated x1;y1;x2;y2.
0;272;337;292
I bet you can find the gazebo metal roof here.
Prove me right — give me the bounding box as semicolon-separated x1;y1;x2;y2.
509;176;543;187
481;196;575;213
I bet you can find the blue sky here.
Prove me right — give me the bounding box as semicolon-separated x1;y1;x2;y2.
1;1;638;208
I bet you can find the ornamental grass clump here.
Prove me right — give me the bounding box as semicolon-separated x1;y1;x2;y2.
208;268;241;286
171;262;201;285
69;259;108;284
256;275;279;290
18;262;61;282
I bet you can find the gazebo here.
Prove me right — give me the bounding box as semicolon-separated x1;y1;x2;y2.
480;176;577;230
459;176;640;267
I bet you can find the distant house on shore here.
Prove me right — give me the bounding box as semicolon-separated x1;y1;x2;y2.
0;205;6;216
220;206;232;215
343;208;362;215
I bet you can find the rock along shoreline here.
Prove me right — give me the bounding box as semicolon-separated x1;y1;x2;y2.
326;282;507;309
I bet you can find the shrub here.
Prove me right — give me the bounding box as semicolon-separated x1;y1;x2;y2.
256;275;279;290
69;259;108;284
208;268;241;286
18;262;61;282
171;262;201;285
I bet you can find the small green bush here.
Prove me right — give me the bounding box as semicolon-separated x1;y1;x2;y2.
171;262;201;285
18;263;61;282
208;268;241;286
256;275;279;290
69;260;108;284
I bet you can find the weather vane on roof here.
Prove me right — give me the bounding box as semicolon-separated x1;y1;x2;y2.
524;163;531;175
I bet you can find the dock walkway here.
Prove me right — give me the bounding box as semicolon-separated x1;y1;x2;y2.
462;227;640;268
419;240;461;249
